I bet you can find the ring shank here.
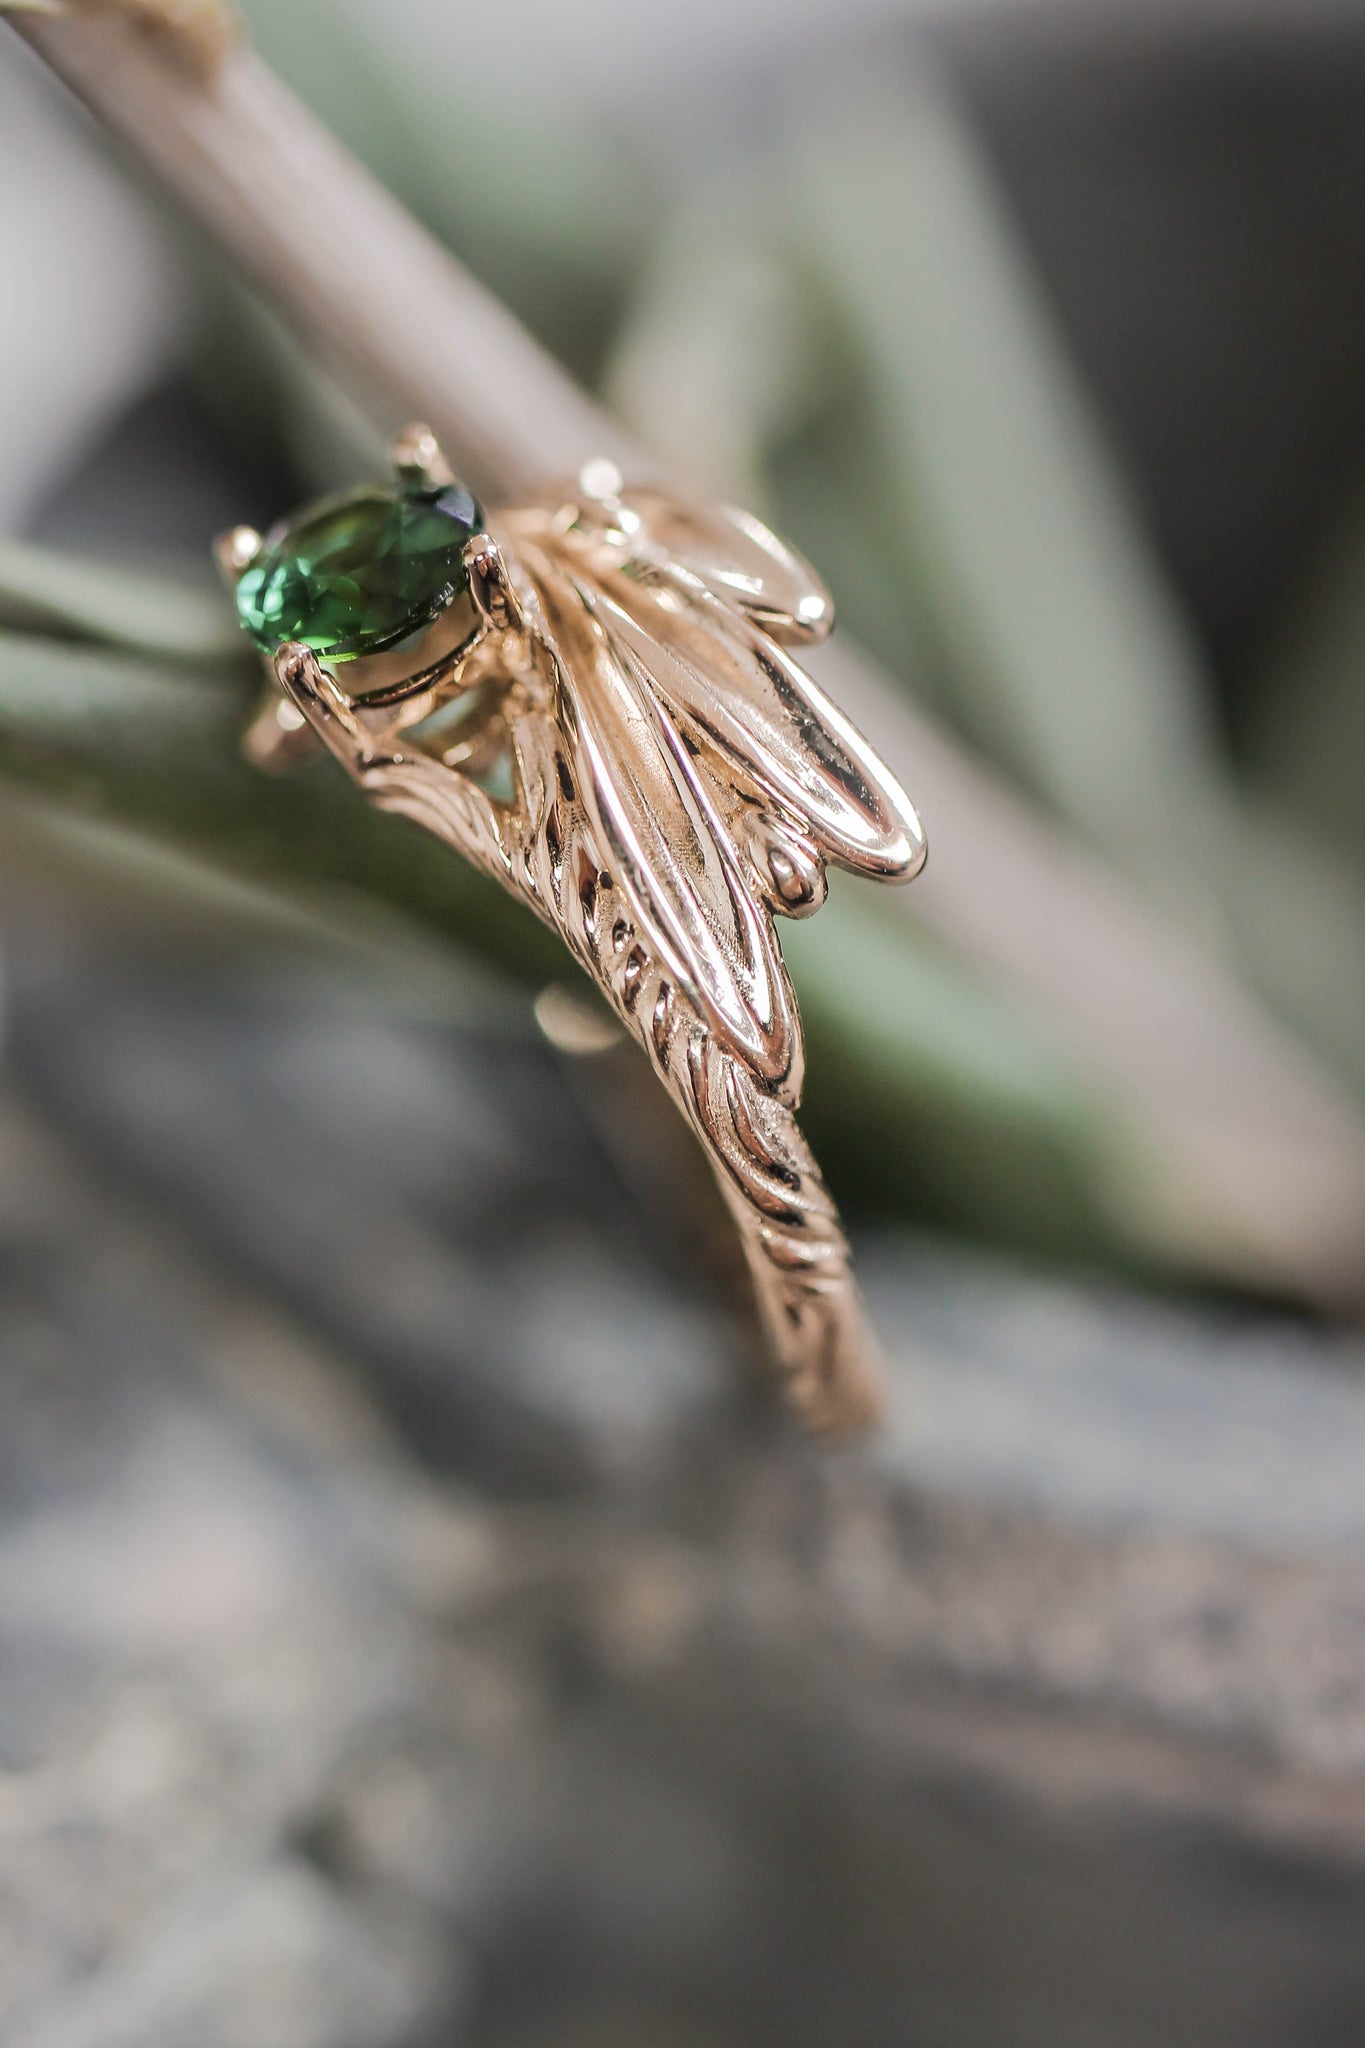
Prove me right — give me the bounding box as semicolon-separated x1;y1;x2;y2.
537;985;883;1432
666;1017;883;1432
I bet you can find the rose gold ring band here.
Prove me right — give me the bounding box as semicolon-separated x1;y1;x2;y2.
221;428;926;1432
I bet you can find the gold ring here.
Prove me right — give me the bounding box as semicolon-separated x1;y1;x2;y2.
218;426;925;1432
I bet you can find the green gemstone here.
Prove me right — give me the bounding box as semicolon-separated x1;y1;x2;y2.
236;479;482;663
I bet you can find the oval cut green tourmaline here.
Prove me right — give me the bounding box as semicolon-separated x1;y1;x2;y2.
236;479;482;663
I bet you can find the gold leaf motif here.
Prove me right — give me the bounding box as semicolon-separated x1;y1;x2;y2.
236;459;925;1429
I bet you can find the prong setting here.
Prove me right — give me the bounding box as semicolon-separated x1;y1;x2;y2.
273;640;351;727
391;420;454;489
579;456;624;503
463;531;525;634
273;640;319;697
213;524;262;586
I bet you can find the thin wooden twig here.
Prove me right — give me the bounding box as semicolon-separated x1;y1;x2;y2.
7;15;634;501
9;7;1365;1302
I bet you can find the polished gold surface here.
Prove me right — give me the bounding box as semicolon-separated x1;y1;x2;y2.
222;430;925;1431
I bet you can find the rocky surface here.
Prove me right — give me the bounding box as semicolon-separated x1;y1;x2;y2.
3;927;1365;2046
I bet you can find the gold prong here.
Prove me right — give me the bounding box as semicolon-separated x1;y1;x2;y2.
213;524;262;587
391;420;454;488
272;641;344;723
274;639;326;703
578;456;624;503
270;638;370;774
463;532;525;633
272;641;370;774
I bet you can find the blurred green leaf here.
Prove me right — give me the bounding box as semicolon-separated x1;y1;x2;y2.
1246;487;1365;877
784;890;1323;1283
0;534;243;664
0;630;560;984
1217;806;1365;1094
787;895;1158;1266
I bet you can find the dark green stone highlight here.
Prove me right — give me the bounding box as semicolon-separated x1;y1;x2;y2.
236;479;482;663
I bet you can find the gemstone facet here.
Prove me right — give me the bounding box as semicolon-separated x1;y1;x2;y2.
236;479;482;663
